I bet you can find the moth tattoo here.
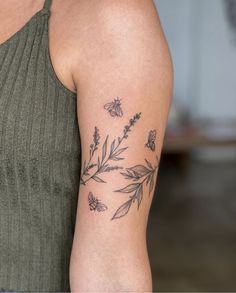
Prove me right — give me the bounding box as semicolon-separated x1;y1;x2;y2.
145;130;156;152
88;192;108;212
104;97;123;117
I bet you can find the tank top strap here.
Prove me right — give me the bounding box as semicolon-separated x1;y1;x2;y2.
43;0;53;11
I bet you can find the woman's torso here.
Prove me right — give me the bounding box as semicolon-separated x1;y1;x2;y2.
0;0;81;291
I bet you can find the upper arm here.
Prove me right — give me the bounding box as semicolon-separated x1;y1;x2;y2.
69;0;173;289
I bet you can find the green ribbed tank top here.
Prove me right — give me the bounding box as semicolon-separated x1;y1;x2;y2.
0;0;81;291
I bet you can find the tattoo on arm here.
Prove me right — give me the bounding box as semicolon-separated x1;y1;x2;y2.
145;130;156;152
81;127;100;181
80;99;159;221
88;192;108;212
104;97;123;117
111;156;159;220
80;113;142;185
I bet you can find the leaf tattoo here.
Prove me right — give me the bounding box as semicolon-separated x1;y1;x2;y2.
80;113;142;185
111;198;133;219
104;97;123;117
111;156;159;220
88;192;108;212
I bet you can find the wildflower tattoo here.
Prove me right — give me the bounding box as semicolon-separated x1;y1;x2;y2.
80;127;100;185
80;113;142;185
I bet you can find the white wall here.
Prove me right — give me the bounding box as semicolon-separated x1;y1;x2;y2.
155;0;236;120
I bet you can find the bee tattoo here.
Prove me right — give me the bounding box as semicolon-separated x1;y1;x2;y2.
145;130;156;152
88;192;108;212
104;97;123;117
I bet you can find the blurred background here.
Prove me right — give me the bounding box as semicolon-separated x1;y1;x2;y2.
148;0;236;291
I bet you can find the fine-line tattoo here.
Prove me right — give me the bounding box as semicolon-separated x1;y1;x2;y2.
88;192;108;212
145;130;156;152
80;126;100;184
104;97;123;117
80;113;142;185
111;156;159;220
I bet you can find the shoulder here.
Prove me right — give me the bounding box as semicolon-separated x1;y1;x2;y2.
49;0;172;92
66;0;167;47
54;0;165;48
58;0;159;28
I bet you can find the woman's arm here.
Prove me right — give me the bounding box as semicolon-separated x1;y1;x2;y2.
69;0;173;291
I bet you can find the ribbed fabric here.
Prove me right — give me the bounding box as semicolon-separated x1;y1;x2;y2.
0;0;81;291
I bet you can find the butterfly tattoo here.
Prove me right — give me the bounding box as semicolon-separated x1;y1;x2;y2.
88;192;108;212
145;130;156;152
104;97;123;117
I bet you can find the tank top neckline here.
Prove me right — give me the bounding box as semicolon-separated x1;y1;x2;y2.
0;3;50;49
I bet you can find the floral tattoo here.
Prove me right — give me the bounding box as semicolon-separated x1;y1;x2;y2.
80;113;142;185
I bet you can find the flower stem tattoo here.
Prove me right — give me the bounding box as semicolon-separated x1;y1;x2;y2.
80;113;142;185
111;155;159;220
80;127;100;185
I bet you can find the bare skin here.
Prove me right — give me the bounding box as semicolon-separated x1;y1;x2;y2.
0;0;173;291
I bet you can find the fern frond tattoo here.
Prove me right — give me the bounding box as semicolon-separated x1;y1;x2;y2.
80;113;142;185
111;156;159;220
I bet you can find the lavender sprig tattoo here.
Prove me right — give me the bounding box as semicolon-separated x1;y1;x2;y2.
80;113;142;185
80;127;100;185
111;156;159;220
